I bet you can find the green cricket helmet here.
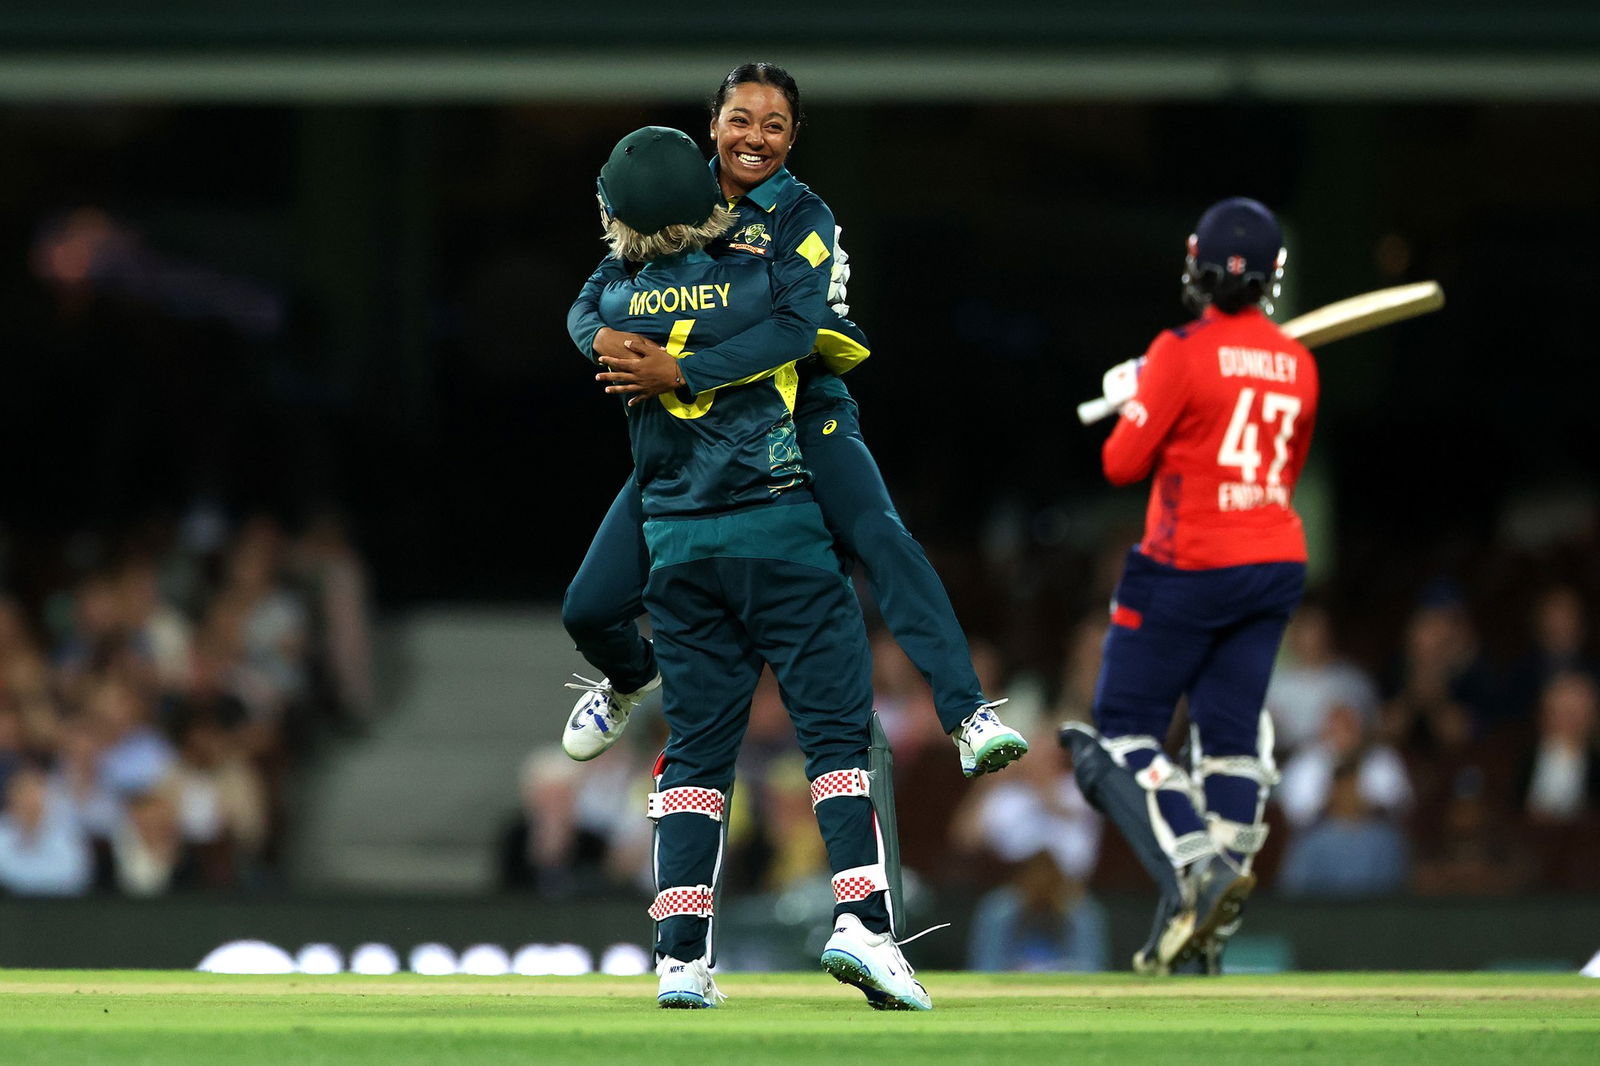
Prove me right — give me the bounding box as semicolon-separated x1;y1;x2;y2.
596;127;721;235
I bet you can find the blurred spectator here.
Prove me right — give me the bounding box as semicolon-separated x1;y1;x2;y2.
50;714;121;842
1410;765;1536;896
1520;671;1600;823
87;676;176;799
1276;760;1410;898
288;513;377;728
218;516;311;724
0;599;60;756
162;623;252;740
113;556;194;698
1380;587;1501;750
110;788;188;896
49;572;124;708
164;711;269;888
0;766;93;896
0;706;23;800
1276;703;1412;831
967;850;1109;972
499;738;654;899
1265;600;1381;754
1505;587;1600;720
1518;671;1600;890
499;746;584;895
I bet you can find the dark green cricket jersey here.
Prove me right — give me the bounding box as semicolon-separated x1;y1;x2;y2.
568;166;869;412
598;249;808;521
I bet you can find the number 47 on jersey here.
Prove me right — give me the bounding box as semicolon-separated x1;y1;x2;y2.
1216;388;1301;509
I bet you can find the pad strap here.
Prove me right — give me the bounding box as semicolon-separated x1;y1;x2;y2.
647;787;725;822
810;767;871;808
648;884;715;921
1125;750;1195;795
1171;831;1216;867
1207;815;1270;855
1105;737;1196;793
1199;755;1281;787
831;863;889;903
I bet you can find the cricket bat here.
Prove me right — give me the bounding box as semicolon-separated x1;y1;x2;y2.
1076;281;1444;425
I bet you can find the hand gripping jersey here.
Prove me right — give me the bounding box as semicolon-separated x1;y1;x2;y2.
598;249;806;520
1102;306;1319;569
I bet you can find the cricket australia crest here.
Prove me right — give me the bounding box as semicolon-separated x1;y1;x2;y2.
730;223;772;256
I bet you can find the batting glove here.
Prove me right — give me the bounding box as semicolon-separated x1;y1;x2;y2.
1101;357;1146;410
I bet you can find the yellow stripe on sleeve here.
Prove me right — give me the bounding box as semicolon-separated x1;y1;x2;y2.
796;231;831;268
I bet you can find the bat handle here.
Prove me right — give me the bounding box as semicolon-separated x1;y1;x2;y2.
1077;396;1117;425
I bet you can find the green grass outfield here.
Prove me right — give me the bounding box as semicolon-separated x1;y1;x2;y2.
0;970;1595;1065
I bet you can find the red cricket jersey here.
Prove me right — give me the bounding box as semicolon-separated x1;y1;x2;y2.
1102;305;1319;570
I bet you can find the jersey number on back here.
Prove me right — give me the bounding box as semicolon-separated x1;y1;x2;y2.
1217;387;1302;486
657;319;715;421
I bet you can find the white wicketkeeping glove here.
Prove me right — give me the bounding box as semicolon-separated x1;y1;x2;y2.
1101;357;1146;410
828;224;851;316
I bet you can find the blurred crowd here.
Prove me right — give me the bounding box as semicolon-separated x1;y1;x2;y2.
0;509;374;898
500;518;1600;971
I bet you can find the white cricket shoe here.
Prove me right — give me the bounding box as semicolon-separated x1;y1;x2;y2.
951;699;1028;778
561;673;661;761
655;955;723;1009
819;913;932;1011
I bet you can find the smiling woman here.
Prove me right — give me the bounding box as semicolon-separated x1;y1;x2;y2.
708;63;801;200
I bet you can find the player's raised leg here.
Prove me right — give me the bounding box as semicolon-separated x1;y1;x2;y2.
560;472;660;760
799;399;1025;777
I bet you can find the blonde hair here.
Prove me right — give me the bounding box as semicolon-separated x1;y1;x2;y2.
604;204;737;262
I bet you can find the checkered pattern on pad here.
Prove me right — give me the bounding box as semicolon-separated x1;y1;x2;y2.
831;863;888;902
647;787;725;822
648;884;715;921
809;767;870;808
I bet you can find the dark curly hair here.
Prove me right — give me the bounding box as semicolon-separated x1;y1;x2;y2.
709;63;804;131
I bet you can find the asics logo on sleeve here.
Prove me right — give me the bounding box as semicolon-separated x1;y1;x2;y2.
822;420;838;435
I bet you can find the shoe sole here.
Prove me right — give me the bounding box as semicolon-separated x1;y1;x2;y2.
1132;905;1197;976
658;991;714;1009
820;949;930;1011
974;737;1030;775
1170;873;1256;971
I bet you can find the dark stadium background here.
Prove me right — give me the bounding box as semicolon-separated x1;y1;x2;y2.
0;1;1597;972
3;100;1591;662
